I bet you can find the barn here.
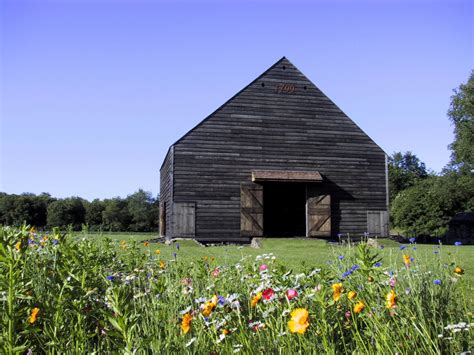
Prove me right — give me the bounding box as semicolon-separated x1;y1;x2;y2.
160;57;389;243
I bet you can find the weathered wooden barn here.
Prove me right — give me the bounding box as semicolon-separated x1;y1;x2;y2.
160;57;389;242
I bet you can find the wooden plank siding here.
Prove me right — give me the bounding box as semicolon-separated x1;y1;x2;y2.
160;57;388;242
159;146;174;238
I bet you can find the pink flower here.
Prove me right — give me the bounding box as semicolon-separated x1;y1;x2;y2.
286;289;298;300
262;288;275;300
389;277;396;288
345;311;351;319
259;264;268;272
212;268;220;277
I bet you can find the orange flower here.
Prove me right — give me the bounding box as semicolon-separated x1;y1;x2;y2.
159;260;166;269
454;266;464;275
143;241;150;247
201;295;218;316
347;291;357;300
332;283;343;301
222;329;230;335
181;313;192;334
251;292;262;307
15;241;21;251
288;308;309;334
386;289;397;309
403;255;411;266
29;307;39;324
353;301;365;314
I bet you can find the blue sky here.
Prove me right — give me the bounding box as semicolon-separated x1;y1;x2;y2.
1;0;472;200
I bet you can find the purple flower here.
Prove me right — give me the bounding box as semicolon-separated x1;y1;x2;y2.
412;247;417;251
218;296;226;305
52;239;59;245
173;252;177;259
379;245;385;250
106;275;114;281
374;262;382;267
350;264;360;271
338;255;344;260
409;237;416;243
400;245;406;250
454;241;462;246
176;243;180;250
342;270;353;279
433;279;441;285
433;250;439;255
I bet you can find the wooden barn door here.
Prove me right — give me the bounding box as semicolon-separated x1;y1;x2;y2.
240;183;264;237
306;195;331;237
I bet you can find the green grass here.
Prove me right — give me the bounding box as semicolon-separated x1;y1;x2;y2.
84;232;474;291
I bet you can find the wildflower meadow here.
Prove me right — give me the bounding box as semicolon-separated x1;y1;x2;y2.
0;225;472;354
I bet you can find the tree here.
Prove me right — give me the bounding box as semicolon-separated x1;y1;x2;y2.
388;151;428;204
391;173;473;236
47;197;86;230
0;193;55;227
126;189;159;232
102;198;132;232
447;71;474;172
84;199;105;230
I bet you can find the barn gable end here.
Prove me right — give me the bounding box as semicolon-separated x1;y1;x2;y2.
160;57;388;242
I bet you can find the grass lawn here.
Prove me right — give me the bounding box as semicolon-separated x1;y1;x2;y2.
82;232;474;292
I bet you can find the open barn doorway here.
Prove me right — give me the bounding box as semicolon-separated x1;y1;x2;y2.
263;182;306;237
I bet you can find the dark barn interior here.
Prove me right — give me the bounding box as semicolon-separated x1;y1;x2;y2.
263;182;306;237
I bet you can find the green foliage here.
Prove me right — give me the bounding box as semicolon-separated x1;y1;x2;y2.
388;151;428;204
0;226;472;353
126;189;159;232
0;193;55;227
447;71;474;172
46;197;86;230
391;173;474;235
102;198;132;232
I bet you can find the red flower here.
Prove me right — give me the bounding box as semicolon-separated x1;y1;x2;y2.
262;288;274;300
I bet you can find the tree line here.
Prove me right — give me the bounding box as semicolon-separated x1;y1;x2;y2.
0;189;159;232
389;71;473;236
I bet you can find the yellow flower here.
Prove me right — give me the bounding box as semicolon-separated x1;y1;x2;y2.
143;241;150;247
347;291;357;300
181;313;192;334
354;301;365;314
403;254;411;266
251;292;262;307
386;289;397;309
29;307;39;324
120;240;127;250
15;241;21;251
159;260;166;269
288;308;309;334
155;249;161;255
332;283;343;301
454;266;464;275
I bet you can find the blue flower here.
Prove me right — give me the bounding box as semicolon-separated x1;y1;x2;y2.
374;262;382;267
350;264;360;271
342;270;353;278
28;239;35;245
176;243;180;251
454;241;462;246
412;247;417;251
173;252;177;259
409;237;416;243
218;295;226;305
433;279;441;285
338;255;344;260
106;275;114;281
52;239;59;245
433;250;439;255
399;245;406;250
379;245;385;250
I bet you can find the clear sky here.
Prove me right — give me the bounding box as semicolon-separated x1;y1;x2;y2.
1;0;472;200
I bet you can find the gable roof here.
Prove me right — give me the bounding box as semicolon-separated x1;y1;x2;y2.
160;56;386;170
